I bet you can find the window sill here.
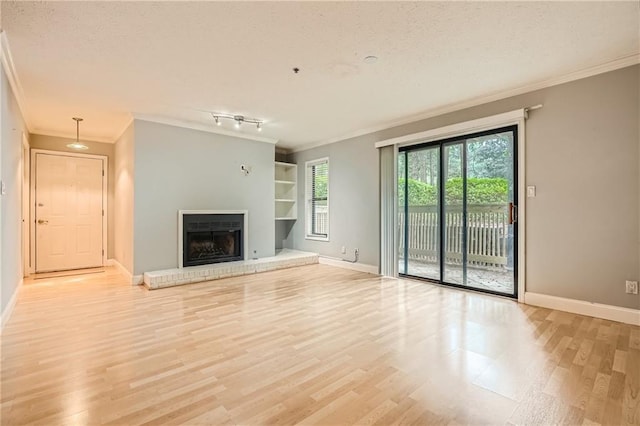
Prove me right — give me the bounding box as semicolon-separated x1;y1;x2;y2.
305;235;329;242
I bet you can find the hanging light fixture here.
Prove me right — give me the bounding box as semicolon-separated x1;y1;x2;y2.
211;112;264;131
66;117;89;150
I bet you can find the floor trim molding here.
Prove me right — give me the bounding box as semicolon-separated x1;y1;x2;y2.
524;292;640;326
1;278;23;331
319;256;379;275
107;258;140;286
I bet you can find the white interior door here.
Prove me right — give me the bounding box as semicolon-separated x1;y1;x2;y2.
35;153;104;272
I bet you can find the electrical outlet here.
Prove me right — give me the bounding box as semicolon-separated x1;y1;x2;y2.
626;280;638;294
341;246;346;254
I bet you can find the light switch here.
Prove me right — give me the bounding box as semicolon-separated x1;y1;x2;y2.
0;181;5;196
527;186;536;198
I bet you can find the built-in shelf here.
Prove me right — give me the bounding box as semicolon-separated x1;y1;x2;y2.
275;162;297;220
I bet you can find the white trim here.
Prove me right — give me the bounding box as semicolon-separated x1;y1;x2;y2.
375;109;526;149
305;157;330;241
525;292;640;326
106;258;138;285
516;119;526;303
1;278;23;332
113;116;135;143
22;133;30;277
292;53;639;153
30;149;108;272
0;32;33;132
132;275;144;286
30;130;115;145
305;235;329;242
319;256;379;275
133;114;279;145
178;210;249;268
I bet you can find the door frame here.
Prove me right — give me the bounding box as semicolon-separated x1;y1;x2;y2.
398;125;519;299
376;109;526;303
21;133;30;277
30;149;108;273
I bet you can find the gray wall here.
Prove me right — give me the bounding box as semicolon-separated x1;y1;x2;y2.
114;122;135;274
132;119;275;275
290;65;639;309
29;134;116;259
0;65;28;314
289;137;379;266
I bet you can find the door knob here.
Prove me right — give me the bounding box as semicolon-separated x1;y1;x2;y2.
37;219;48;225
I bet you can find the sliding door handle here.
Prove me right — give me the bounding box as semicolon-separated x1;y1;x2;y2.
508;203;517;225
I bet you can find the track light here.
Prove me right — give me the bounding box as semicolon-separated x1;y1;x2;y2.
210;112;264;131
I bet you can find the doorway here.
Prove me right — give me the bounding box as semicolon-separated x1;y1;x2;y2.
31;150;107;273
398;125;518;298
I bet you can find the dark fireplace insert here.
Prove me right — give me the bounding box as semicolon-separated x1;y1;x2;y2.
182;213;244;267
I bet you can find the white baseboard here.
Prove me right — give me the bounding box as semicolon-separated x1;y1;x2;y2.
107;258;141;286
524;292;640;326
1;278;23;332
319;256;379;275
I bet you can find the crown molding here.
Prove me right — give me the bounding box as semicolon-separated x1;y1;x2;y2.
113;115;134;142
30;130;115;145
291;53;640;153
0;32;33;132
132;113;279;145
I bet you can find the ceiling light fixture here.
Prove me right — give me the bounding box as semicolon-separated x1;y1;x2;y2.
211;113;264;131
363;55;378;64
66;117;89;150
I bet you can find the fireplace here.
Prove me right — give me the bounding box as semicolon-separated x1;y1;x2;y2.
179;211;247;268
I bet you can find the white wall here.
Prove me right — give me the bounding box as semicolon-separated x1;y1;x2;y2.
0;64;27;315
290;65;639;310
132;119;275;275
114;121;135;274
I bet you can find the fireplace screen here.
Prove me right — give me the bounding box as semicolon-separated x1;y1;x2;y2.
182;214;244;267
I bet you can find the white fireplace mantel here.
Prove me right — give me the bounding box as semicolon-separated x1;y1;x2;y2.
178;210;249;268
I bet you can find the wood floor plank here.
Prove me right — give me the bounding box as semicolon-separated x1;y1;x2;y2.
1;264;638;425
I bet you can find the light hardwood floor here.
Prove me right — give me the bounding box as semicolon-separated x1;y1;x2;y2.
1;265;638;425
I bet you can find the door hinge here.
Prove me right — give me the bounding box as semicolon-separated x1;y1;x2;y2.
102;209;104;216
102;249;104;256
102;169;104;177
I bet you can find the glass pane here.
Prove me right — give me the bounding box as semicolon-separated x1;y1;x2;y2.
465;131;515;295
405;147;439;280
443;143;464;285
312;200;328;235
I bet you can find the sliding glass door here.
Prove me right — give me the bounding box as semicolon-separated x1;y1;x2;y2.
398;126;517;298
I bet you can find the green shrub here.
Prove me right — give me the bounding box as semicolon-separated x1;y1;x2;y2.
398;177;508;206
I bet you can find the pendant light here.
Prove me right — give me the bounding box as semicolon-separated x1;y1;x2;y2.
66;117;89;150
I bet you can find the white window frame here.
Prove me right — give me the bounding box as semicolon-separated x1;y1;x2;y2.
305;157;330;241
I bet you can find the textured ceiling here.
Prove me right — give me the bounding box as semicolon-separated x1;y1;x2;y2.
2;1;639;149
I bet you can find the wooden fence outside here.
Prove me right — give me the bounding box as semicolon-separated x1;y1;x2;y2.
398;204;509;269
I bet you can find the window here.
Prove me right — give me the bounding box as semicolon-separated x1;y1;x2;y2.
305;158;329;240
